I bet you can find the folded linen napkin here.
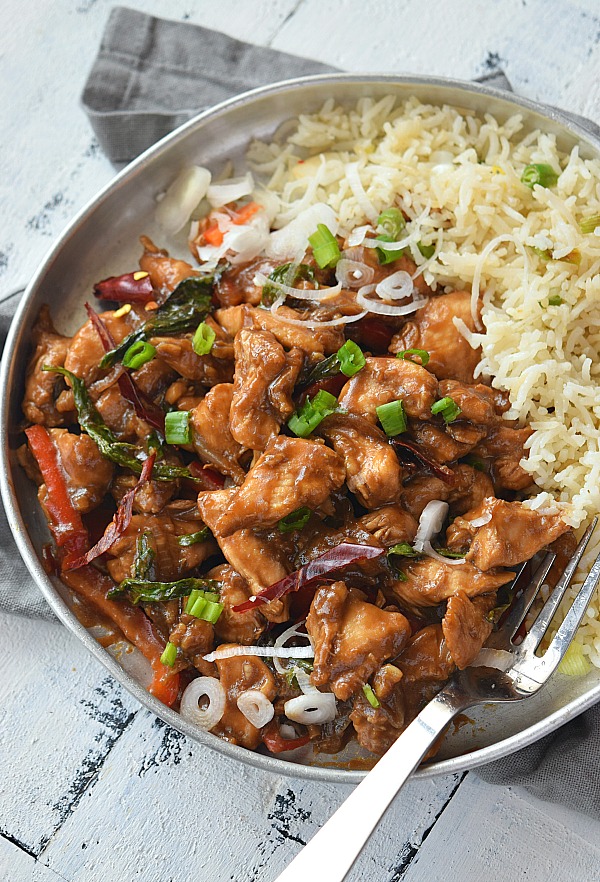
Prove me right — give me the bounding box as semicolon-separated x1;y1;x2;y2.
4;4;600;817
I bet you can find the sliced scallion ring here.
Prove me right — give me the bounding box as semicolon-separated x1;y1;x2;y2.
192;321;216;355
376;399;407;436
165;410;191;445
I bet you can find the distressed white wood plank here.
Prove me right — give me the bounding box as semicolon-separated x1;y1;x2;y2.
39;709;463;882
0;611;138;857
0;837;67;882
0;0;299;298
402;774;600;882
273;0;600;118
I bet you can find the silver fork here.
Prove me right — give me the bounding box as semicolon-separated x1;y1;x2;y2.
272;518;600;882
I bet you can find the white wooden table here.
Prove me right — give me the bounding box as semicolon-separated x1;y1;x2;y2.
3;2;600;880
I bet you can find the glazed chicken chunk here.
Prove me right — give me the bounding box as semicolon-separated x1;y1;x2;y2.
338;356;438;423
197;436;345;538
391;558;514;608
307;581;411;700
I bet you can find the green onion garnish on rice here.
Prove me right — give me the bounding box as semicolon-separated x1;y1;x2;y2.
521;163;559;189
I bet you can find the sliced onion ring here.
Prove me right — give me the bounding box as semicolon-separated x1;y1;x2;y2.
204;644;314;663
414;500;449;551
207;172;254;208
254;271;342;302
375;270;414;301
469;512;493;528
284;692;337;725
335;259;375;289
237;690;275;728
273;620;311;675
356;284;427;317
180;677;226;730
155;165;211;235
270;301;368;328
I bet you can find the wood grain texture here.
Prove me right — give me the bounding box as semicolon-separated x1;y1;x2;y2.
3;1;600;881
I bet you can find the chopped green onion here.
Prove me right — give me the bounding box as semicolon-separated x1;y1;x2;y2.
178;527;210;547
185;588;202;614
521;163;559;189
122;340;156;370
308;224;341;269
278;506;312;533
160;642;177;667
418;242;435;259
548;294;563;306
362;683;380;708
376;399;407;436
377;208;405;240
288;389;338;438
579;214;600;235
203;592;220;604
530;246;551;261
431;396;461;424
375;234;403;265
337;340;366;377
189;595;207;618
199;600;224;624
396;348;430;366
387;542;418;557
192;321;216;355
165;410;191;445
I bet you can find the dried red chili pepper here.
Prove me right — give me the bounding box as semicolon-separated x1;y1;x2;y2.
94;271;155;303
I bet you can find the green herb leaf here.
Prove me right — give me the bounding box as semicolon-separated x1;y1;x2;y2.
278;507;312;533
387;542;418;557
521;163;559;189
133;532;155;580
261;262;318;306
100;272;218;369
308;224;341;269
376;399;407;436
110;576;220;604
431;396;462;424
44;365;190;481
178;527;210;547
395;348;430;366
434;547;466;559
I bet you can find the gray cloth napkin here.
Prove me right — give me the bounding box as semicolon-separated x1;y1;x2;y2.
5;3;600;816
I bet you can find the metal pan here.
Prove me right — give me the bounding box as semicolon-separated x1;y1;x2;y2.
2;74;599;784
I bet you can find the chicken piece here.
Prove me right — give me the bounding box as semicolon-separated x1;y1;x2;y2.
307;581;411;701
94;385;151;442
474;424;533;491
409;420;476;463
214;303;344;357
139;235;196;294
169;614;215;676
338;357;438;424
318;413;403;509
349;664;406;755
190;384;246;484
389;291;480;384
401;475;451;520
150;335;234;386
447;464;495;517
395;624;455;718
211;564;267;645
46;429;113;513
23;305;71;427
128;355;175;401
358;505;418;547
213;650;277;750
447;497;571;571
391;558;514;608
197;436;345;538
438;379;500;427
111;471;178;514
214;257;277;307
105;509;215;584
230;329;303;450
56;307;144;410
442;591;494;669
216;528;290;623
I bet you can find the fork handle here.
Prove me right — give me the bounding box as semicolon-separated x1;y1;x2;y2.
272;685;472;882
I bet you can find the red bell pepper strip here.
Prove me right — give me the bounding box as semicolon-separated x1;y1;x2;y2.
233;542;385;612
262;720;311;753
25;425;89;568
64;452;155;571
61;565;180;706
93;271;155;303
85;303;166;433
